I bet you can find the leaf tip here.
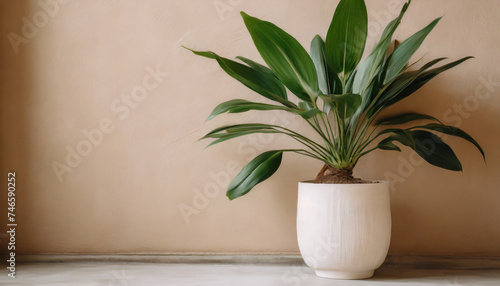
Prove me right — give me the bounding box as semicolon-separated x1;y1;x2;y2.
182;46;197;56
226;192;237;201
240;11;250;19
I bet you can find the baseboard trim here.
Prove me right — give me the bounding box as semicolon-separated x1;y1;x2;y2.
17;254;303;265
16;254;500;270
383;255;500;270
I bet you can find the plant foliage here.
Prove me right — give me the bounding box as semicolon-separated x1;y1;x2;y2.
187;0;484;200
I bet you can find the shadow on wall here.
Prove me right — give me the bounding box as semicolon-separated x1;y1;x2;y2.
368;72;500;255
0;0;33;256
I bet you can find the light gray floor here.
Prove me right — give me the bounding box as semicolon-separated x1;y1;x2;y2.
1;262;500;286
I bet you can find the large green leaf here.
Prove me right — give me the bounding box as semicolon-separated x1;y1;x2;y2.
381;1;411;40
298;101;313;110
413;123;485;160
207;99;322;121
185;48;295;108
325;0;368;74
297;108;323;119
320;93;361;119
376;113;439;125
372;67;431;114
351;2;411;115
206;130;279;147
344;69;358;94
236;56;278;79
310;35;341;95
377;140;401;151
378;130;462;171
241;12;319;102
353;1;410;96
385;57;474;107
227;150;283;200
384;17;441;84
204;123;276;138
372;58;449;113
207;99;289;120
203;124;281;147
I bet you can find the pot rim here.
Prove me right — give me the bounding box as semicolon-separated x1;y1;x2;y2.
299;180;388;185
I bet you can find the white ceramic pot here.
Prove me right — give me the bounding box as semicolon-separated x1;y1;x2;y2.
297;181;391;280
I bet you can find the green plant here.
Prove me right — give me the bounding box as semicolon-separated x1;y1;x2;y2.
186;0;484;200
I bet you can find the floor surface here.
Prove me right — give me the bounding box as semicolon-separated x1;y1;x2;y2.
1;262;499;285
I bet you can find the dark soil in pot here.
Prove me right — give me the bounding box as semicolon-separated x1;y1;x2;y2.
313;165;372;184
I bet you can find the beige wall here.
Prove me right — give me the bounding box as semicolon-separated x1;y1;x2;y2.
1;0;499;256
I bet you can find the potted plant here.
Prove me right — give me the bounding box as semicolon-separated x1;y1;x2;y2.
186;0;484;280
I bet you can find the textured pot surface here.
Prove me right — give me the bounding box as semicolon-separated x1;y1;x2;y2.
297;181;391;280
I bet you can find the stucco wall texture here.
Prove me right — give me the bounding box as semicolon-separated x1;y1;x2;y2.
0;0;499;256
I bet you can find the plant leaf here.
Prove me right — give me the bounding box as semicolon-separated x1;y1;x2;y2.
376;113;439;125
379;130;462;171
372;68;428;114
385;57;474;107
236;56;278;79
384;17;441;84
297;108;323;119
227;150;283;200
371;58;449;114
185;48;294;107
413;123;485;160
207;98;322;121
207;99;289;120
325;0;368;74
203;124;281;147
298;101;313;110
353;1;410;96
204;123;276;138
310;35;341;95
206;130;279;147
377;140;401;151
320;93;361;119
241;12;319;102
